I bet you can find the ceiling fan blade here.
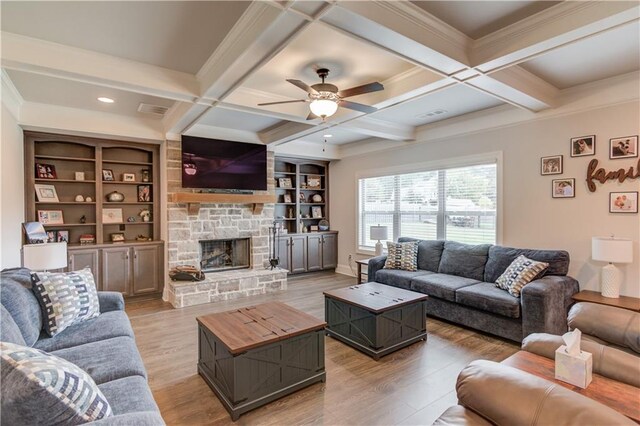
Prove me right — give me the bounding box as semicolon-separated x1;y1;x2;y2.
257;100;307;106
338;82;384;98
340;100;377;114
306;112;318;120
286;79;318;95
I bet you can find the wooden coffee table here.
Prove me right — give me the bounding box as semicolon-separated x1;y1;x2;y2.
324;282;428;360
502;351;640;422
197;302;326;421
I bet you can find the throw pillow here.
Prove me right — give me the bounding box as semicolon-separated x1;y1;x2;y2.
384;241;418;272
31;268;100;337
0;341;112;424
495;255;549;297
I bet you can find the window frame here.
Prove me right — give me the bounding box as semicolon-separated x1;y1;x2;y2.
355;152;503;255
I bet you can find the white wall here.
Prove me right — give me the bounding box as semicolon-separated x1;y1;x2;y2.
330;102;640;297
1;102;25;268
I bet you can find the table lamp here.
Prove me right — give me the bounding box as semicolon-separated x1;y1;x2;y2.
370;225;388;256
22;242;68;271
592;236;633;298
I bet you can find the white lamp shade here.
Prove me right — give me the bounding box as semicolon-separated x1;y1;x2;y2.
22;242;68;270
370;225;388;241
309;99;338;118
592;237;633;263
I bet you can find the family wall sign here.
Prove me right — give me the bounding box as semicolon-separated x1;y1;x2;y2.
586;159;640;192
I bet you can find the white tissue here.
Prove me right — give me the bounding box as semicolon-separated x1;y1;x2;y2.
561;328;582;356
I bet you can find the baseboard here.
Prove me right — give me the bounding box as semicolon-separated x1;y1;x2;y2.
336;264;356;277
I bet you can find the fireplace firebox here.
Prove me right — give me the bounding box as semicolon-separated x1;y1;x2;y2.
200;238;251;272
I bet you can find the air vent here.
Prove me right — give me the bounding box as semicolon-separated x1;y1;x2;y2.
138;103;169;116
417;109;448;119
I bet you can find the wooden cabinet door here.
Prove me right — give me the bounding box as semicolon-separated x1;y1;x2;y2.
289;235;307;274
307;234;322;272
132;245;159;295
322;234;337;269
102;247;131;295
277;237;290;272
68;249;101;289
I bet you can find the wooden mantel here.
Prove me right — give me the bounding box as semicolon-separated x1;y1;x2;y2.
170;192;276;215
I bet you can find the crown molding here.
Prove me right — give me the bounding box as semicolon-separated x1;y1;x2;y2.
1;69;23;119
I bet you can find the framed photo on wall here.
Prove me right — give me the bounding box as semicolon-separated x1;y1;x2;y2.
609;192;638;213
540;155;563;175
609;136;638;159
570;135;595;157
552;178;575;198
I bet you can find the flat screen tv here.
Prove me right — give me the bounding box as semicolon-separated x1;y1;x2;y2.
181;135;267;191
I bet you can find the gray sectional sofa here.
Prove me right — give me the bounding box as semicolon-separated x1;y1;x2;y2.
0;268;164;425
368;239;580;342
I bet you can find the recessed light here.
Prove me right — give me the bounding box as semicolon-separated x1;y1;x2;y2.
97;97;114;103
323;134;333;138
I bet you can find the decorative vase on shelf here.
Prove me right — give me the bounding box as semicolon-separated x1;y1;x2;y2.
106;191;125;202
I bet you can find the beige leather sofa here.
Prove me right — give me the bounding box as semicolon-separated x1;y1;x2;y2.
523;302;640;387
432;360;635;426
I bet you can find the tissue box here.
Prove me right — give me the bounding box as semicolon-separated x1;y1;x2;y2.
555;345;592;388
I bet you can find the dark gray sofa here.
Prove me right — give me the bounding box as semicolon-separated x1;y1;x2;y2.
0;268;164;425
368;239;579;342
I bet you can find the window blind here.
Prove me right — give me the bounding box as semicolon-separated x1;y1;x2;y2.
358;163;497;250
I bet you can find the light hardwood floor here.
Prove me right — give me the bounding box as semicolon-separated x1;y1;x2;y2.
127;272;519;425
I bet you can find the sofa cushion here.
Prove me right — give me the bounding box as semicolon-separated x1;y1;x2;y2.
0;341;112;425
51;336;147;385
484;246;570;283
496;255;549;297
0;305;26;346
438;241;491;281
455;282;521;318
98;376;161;416
384;241;418;271
410;274;480;302
34;310;134;352
374;269;433;290
32;268;101;337
0;268;43;346
398;238;445;272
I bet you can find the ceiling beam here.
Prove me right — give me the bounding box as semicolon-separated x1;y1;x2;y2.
339;117;415;141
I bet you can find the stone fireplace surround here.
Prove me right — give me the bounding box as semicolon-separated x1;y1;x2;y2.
166;144;287;308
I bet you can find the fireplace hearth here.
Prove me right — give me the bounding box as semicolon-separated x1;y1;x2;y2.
200;238;250;272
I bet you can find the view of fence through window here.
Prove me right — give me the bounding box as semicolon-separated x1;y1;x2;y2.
358;163;497;250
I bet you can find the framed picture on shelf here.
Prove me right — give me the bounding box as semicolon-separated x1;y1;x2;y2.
34;184;59;202
278;178;292;188
102;208;123;224
307;175;321;188
311;206;323;218
110;233;125;243
283;194;292;203
56;230;69;243
102;169;115;181
74;172;85;181
552;178;575;198
35;163;57;179
137;185;152;202
141;169;150;182
123;173;136;182
310;225;319;231
609;192;638;213
46;230;57;243
540;155;562;175
299;192;306;202
22;222;48;243
609;136;638;159
37;210;64;225
570;136;595;157
79;234;96;245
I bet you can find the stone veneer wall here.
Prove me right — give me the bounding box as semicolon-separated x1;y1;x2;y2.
166;141;286;306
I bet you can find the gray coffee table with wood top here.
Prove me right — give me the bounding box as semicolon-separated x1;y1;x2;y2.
324;282;428;360
197;302;326;421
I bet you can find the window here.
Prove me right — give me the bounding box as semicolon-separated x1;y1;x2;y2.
358;162;498;251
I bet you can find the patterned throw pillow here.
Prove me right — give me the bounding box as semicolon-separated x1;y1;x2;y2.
0;341;112;424
495;255;549;297
384;241;418;272
31;268;100;337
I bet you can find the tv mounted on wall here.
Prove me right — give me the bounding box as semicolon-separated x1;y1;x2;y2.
181;135;267;191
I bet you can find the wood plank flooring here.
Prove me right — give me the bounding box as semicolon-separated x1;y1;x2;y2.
127;272;519;425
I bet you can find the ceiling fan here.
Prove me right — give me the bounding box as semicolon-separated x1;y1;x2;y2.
257;68;384;120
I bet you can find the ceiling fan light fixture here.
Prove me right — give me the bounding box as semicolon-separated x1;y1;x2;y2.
309;91;339;118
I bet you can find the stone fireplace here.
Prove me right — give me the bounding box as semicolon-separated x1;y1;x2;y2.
165;144;287;308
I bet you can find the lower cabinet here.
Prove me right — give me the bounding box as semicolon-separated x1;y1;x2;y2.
279;232;337;275
68;242;163;297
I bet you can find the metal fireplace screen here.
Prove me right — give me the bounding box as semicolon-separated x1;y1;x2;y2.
199;238;250;272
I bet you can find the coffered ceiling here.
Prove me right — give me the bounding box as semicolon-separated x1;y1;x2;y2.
2;1;639;157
